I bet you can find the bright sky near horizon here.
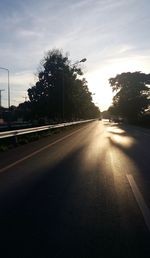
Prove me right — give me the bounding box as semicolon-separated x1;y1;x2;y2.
0;0;150;111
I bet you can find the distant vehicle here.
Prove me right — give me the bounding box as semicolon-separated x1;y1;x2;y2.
98;117;102;121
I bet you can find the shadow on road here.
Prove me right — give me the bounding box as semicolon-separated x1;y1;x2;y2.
0;123;150;257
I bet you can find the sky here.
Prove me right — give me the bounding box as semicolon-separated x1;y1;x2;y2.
0;0;150;111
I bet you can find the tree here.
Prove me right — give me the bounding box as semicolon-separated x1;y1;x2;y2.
17;101;33;121
28;49;100;121
109;72;150;122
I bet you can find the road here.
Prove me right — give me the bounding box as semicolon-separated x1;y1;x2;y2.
0;120;150;257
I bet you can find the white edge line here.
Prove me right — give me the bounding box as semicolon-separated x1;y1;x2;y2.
0;127;83;173
126;174;150;231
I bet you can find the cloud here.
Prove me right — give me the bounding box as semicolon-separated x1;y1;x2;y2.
0;0;150;109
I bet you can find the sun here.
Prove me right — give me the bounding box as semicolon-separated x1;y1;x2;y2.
86;70;114;111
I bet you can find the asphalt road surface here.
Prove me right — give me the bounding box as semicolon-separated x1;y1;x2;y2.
0;120;150;258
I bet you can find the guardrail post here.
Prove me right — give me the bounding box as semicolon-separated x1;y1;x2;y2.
13;134;18;146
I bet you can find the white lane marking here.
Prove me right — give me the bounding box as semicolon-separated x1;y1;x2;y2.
126;174;150;231
0;127;83;173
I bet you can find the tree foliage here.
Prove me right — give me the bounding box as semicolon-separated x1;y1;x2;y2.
28;49;100;121
109;72;150;122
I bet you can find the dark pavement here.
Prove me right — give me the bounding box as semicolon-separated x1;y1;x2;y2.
0;121;150;257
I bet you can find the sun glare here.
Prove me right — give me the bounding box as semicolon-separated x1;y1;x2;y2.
86;71;113;111
106;126;136;148
86;56;149;111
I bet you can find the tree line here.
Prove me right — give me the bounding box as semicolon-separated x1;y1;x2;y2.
3;49;100;124
108;71;150;125
1;49;149;127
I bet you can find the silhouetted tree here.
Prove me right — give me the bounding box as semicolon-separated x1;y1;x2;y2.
28;49;100;121
109;72;150;122
17;101;33;121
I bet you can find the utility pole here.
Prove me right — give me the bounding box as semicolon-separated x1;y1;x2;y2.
0;89;5;107
0;67;10;108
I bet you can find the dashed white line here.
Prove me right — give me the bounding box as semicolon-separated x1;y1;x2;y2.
126;174;150;231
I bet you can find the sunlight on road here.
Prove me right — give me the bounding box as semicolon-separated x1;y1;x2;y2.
75;122;140;197
80;123;108;171
106;127;126;134
106;126;137;149
80;123;137;175
105;125;141;199
110;134;136;148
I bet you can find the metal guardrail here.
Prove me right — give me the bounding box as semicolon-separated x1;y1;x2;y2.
0;119;95;139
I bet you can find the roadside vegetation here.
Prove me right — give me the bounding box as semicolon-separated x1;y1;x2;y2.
0;49;100;151
107;72;150;127
0;49;100;127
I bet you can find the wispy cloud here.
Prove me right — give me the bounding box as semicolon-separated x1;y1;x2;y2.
0;0;150;109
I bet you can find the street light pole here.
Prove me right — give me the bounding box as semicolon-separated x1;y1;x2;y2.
0;67;10;108
0;89;5;107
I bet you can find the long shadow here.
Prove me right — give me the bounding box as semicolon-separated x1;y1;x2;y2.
107;123;150;210
0;144;117;258
0;126;150;258
107;124;150;177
